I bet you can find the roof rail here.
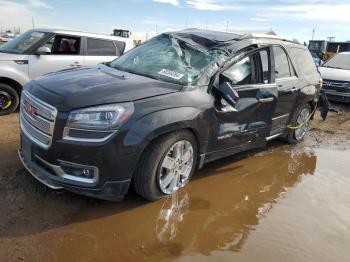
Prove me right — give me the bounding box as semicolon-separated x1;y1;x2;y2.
238;33;301;44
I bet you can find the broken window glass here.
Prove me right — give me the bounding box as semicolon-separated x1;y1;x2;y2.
111;34;224;85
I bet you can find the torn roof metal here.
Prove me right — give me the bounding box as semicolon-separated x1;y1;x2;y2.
164;29;242;51
163;29;301;52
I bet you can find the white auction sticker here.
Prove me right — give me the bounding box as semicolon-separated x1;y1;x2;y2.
158;69;184;80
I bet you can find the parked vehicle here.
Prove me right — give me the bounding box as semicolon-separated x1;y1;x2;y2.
18;29;322;201
0;29;133;115
309;40;350;62
0;33;16;42
318;52;350;103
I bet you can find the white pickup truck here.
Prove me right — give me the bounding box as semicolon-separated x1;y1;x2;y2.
0;29;134;115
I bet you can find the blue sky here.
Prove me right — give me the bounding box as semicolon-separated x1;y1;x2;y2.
1;0;350;42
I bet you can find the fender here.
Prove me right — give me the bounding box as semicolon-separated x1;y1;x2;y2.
0;61;30;87
124;106;211;155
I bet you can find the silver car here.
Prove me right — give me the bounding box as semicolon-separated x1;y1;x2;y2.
0;29;134;115
318;52;350;103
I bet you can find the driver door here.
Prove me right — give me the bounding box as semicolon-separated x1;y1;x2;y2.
209;47;278;155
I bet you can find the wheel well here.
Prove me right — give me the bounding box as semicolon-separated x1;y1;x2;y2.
0;77;23;95
141;127;202;165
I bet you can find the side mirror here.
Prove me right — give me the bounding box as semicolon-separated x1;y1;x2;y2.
36;46;51;55
217;82;239;108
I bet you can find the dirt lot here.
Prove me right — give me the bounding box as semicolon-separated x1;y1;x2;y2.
1;103;350;262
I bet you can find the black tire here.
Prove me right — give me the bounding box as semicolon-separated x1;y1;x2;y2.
285;103;312;144
0;83;19;116
133;130;198;201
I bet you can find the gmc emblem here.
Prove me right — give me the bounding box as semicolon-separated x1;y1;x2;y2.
324;81;331;87
24;100;38;119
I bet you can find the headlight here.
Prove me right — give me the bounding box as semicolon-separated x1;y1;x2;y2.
63;103;134;142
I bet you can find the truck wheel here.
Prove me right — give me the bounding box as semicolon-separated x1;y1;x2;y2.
286;103;311;144
0;83;19;116
133;130;197;201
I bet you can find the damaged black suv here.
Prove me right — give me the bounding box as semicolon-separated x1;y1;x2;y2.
19;29;321;201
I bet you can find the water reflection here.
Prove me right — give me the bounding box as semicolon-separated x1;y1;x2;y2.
156;191;190;241
151;148;317;254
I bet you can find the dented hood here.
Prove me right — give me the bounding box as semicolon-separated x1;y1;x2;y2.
26;65;183;111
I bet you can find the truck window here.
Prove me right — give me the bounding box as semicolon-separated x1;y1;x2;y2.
48;35;81;55
114;41;126;56
86;38;116;56
273;46;292;79
292;48;318;76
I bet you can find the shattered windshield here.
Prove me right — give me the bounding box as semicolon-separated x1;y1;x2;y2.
322;53;350;70
0;31;47;54
111;34;223;85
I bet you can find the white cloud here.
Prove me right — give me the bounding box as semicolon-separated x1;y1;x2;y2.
250;17;272;22
29;0;52;9
270;4;350;23
186;0;244;11
0;1;35;31
153;0;180;6
0;0;55;32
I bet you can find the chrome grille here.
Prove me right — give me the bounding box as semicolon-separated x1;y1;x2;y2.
20;90;57;149
323;79;349;88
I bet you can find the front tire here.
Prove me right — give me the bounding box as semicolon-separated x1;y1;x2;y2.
0;83;19;116
133;130;197;201
286;103;312;143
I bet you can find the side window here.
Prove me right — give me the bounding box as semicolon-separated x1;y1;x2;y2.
273;46;292;79
114;41;126;56
292;48;318;76
45;35;81;55
222;56;253;85
222;49;270;86
259;50;270;83
86;38;116;56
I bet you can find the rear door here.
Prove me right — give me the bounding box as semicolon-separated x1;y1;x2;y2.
83;37;124;67
270;45;299;136
209;47;278;154
28;34;83;79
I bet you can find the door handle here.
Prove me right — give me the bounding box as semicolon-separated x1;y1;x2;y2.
258;97;274;103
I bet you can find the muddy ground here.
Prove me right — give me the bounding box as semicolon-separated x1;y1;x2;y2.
0;103;350;262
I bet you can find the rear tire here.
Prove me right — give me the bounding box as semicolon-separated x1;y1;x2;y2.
0;83;19;116
133;130;197;201
285;103;311;144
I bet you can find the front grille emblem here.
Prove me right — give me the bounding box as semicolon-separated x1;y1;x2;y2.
24;100;38;119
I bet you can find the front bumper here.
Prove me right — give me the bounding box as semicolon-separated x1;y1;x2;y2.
323;89;350;103
19;133;132;201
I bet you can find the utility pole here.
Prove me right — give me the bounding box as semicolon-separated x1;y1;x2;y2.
32;16;35;28
156;24;158;34
205;21;208;30
312;29;315;40
226;21;229;32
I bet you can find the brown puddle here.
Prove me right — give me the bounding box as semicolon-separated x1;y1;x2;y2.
2;146;350;262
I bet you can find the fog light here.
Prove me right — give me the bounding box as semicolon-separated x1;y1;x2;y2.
83;169;90;177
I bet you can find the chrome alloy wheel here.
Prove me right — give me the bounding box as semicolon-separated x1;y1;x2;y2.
294;108;311;141
158;140;194;194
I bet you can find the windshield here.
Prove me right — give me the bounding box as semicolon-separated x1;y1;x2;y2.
0;31;46;54
322;53;350;70
110;34;223;85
